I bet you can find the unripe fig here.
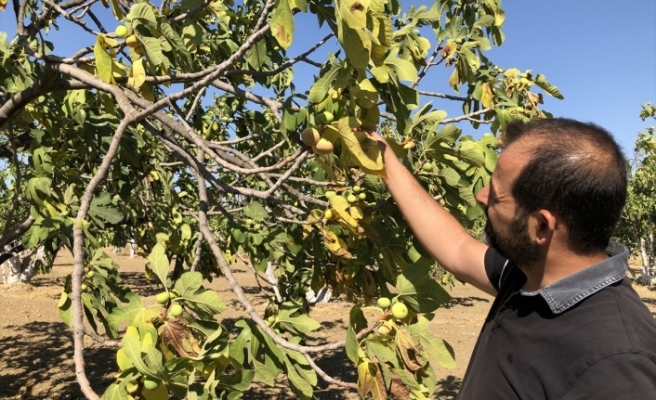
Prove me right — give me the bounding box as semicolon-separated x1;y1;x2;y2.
221;116;229;122
403;141;416;150
87;270;95;279
170;304;183;317
378;325;391;335
245;219;254;226
253;223;261;230
266;316;276;324
422;162;433;172
156;292;170;305
391;302;408;319
353;185;361;193
143;377;159;390
377;297;391;310
125;35;139;48
315;138;334;155
81;283;88;291
324;209;334;220
347;195;357;204
315;111;334;125
325;190;336;199
358;193;367;200
301;127;321;146
115;25;129;38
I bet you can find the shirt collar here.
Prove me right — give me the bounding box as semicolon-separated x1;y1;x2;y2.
520;241;628;314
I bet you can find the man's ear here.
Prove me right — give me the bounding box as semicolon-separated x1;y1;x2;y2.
533;209;557;245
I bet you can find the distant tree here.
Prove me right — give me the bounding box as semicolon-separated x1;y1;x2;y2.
616;103;656;285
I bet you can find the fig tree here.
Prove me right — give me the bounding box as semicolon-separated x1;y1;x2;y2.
377;297;391;310
391;302;408;319
301;127;321;146
170;304;183;317
156;292;170;304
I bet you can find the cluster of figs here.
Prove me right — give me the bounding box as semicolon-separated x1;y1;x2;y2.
301;111;335;154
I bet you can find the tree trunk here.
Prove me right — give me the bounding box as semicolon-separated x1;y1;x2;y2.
648;232;655;285
2;254;35;284
638;236;650;285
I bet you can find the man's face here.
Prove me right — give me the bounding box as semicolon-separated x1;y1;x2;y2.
476;141;541;267
484;209;540;266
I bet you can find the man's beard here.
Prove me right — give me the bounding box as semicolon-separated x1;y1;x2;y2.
484;210;541;267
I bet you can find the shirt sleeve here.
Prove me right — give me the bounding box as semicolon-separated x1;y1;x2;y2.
484;247;510;292
560;353;656;400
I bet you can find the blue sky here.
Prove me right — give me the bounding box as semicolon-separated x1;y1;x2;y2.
1;0;655;157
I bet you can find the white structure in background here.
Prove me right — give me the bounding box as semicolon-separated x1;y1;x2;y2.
112;237;137;258
264;262;333;304
0;240;47;284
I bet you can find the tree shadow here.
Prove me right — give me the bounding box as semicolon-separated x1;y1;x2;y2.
0;321;115;399
642;297;656;307
435;375;463;399
120;271;161;297
442;296;490;309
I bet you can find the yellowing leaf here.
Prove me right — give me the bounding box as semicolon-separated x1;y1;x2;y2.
270;0;294;50
116;348;134;371
395;328;424;372
357;362;387;400
481;82;494;108
94;35;116;84
128;59;146;89
442;39;456;59
321;226;352;258
337;117;385;175
338;0;369;30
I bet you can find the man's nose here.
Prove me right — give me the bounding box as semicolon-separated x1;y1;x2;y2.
476;185;489;207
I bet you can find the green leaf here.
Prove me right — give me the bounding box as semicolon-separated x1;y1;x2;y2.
246;40;271;70
337;21;371;71
89;192;123;227
129;3;158;30
386;55;418;83
285;359;314;400
270;0;295;50
108;294;160;337
254;359;276;386
400;279;451;313
121;334;157;376
277;305;321;336
345;324;359;364
101;383;129;400
243;201;268;221
147;242;169;287
309;64;341;103
173;272;227;317
534;74;564;99
408;314;456;369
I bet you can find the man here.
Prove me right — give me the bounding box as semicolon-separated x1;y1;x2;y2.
373;118;656;399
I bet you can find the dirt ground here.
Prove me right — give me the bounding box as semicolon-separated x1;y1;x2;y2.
1;249;655;400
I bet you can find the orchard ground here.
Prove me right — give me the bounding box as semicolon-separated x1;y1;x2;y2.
1;249;655;400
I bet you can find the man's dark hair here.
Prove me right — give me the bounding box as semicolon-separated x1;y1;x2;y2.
502;118;628;254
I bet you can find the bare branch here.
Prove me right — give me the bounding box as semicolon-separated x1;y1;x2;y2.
416;89;468;102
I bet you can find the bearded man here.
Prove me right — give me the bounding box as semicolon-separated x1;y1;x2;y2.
373;118;656;399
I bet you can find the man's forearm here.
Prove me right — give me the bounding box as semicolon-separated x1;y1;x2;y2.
380;147;477;272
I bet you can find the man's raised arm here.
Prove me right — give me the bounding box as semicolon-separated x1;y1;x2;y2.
374;134;496;296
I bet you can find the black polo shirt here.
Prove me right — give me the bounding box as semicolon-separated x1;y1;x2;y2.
457;242;656;400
